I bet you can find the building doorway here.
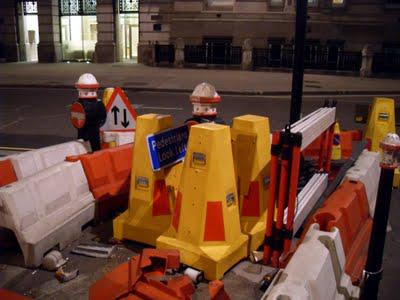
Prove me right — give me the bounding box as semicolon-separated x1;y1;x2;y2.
59;0;97;62
117;1;139;62
18;1;39;62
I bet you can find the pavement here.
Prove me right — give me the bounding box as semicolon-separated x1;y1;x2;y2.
1;62;400;95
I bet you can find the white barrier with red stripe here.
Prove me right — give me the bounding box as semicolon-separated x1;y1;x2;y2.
0;161;95;267
10;140;90;180
263;224;359;300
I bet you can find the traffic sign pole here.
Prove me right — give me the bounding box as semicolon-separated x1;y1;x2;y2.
290;0;308;124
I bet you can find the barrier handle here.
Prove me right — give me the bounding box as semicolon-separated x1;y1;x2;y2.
263;132;280;265
283;143;302;255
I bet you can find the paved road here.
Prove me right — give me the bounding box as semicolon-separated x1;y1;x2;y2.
1;87;398;148
0;87;399;299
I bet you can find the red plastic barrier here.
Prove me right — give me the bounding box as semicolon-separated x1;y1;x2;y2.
66;144;133;220
0;159;17;187
0;289;31;300
309;180;372;285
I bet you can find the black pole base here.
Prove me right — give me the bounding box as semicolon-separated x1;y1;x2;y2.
360;269;383;300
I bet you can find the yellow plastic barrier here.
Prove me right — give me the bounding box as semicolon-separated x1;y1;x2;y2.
231;115;271;253
331;121;342;160
394;168;400;189
364;97;396;152
102;87;115;107
157;123;248;280
113;114;174;246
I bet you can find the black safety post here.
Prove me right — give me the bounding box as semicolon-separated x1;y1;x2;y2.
360;134;400;300
290;0;308;124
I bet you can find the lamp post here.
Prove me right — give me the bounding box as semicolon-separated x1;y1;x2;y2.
360;133;400;299
289;0;308;124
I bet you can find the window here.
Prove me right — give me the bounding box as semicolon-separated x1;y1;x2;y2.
60;0;97;16
207;0;235;7
332;0;345;6
119;0;139;13
23;1;38;15
308;0;318;7
270;0;284;6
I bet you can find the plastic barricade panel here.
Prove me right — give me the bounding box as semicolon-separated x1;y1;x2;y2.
10;140;90;180
66;144;133;220
310;180;372;285
345;150;381;216
264;224;359;300
0;161;94;267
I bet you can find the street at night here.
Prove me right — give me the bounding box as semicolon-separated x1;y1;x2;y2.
1;0;400;299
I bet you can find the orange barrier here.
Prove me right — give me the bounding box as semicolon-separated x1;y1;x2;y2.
0;159;17;187
308;180;372;285
303;131;354;160
0;289;31;300
67;144;133;220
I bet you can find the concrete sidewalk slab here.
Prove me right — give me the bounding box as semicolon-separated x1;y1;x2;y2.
1;63;400;96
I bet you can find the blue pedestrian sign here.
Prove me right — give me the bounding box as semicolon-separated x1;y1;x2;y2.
147;125;189;171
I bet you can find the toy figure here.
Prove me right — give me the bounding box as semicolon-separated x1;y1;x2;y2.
70;73;106;151
185;82;226;125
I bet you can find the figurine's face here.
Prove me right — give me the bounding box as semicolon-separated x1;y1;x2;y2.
78;88;97;99
192;103;217;116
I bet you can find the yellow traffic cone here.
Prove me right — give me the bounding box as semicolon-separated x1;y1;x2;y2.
102;87;115;106
331;121;342;160
157;123;248;280
113;114;175;246
231;115;271;253
364;97;396;152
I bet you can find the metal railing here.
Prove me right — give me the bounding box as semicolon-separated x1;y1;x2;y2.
372;53;400;73
184;43;242;65
155;44;175;64
253;46;362;72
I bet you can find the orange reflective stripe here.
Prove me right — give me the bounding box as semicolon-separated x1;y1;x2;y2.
204;202;225;241
0;159;17;187
152;179;170;216
241;181;260;217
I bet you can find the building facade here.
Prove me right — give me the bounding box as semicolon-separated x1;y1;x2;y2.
0;0;399;74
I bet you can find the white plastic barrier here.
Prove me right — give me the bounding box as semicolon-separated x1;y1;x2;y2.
263;224;359;300
344;149;381;216
0;161;95;267
102;131;135;147
10;140;90;180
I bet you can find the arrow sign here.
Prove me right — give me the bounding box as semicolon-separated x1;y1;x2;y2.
111;106;120;125
121;109;130;128
101;87;138;131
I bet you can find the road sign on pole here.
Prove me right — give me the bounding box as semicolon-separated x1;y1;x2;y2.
101;87;138;131
70;102;86;129
147;125;189;171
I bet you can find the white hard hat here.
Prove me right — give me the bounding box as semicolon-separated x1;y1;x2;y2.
75;73;100;89
75;73;99;98
190;82;220;104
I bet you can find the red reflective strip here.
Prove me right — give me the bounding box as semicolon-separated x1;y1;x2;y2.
204;202;225;241
152;180;171;216
241;181;260;217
